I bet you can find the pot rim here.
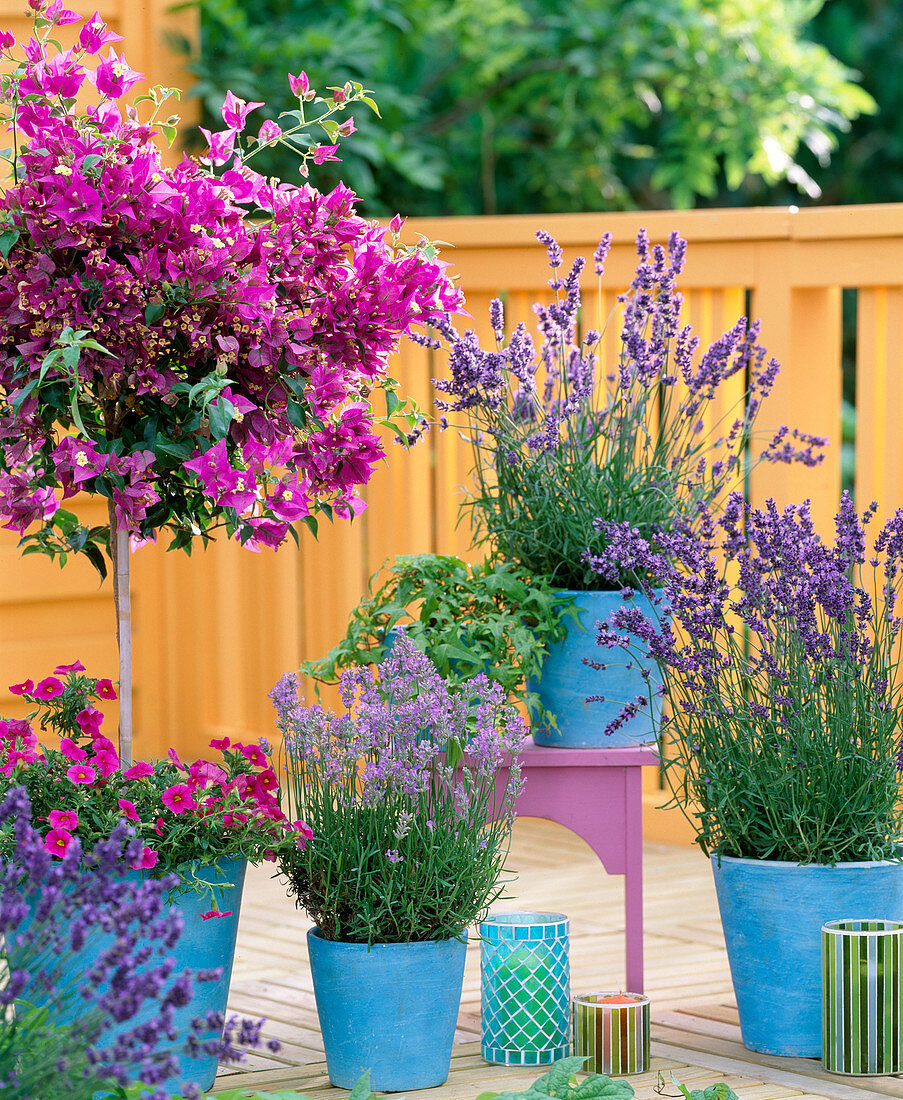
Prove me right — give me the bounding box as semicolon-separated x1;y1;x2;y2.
307;926;467;948
551;586;664;600
710;851;903;870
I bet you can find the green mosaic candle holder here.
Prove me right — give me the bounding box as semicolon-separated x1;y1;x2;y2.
822;918;903;1075
479;912;570;1066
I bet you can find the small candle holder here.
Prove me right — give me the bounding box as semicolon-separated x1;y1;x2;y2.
572;991;650;1075
480;912;570;1065
822;918;903;1075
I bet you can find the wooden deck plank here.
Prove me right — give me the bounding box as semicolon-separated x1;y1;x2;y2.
215;820;901;1100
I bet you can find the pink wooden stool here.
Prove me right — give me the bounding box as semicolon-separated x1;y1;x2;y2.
494;741;659;992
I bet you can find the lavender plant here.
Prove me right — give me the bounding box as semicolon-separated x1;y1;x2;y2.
271;635;526;943
590;492;903;864
431;229;824;591
0;787;276;1100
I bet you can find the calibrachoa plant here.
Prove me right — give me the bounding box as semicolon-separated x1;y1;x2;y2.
0;662;311;904
0;2;462;760
272;635;526;944
590;492;903;864
430;228;824;591
0;787;278;1100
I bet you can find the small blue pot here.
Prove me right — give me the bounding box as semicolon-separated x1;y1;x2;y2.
307;928;468;1091
10;858;246;1094
711;853;903;1057
531;588;661;747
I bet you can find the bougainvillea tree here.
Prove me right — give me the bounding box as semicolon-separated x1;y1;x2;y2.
0;4;462;761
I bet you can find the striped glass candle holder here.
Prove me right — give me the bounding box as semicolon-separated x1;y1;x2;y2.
822;918;903;1075
480;912;570;1066
572;992;650;1075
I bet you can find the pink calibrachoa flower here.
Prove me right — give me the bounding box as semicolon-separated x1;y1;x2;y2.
209;736;230;751
130;846;158;870
59;737;87;762
66;763;96;784
117;798;139;822
239;743;267;769
94;678;117;699
161;783;196;814
48;808;78;830
201;909;233;920
91;748;119;778
124;760;153;780
255;767;279;793
188;759;228;787
32;676;63;700
8;679;33;696
53;659;85;675
76;706;104;735
44;827;74;856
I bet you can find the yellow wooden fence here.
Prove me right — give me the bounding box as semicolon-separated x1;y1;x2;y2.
3;202;903;842
3;2;903;840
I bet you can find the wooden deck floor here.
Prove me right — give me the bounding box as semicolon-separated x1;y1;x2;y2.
217;819;903;1100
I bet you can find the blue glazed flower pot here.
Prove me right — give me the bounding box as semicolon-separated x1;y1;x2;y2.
10;858;246;1094
531;588;661;747
307;927;468;1090
711;854;903;1057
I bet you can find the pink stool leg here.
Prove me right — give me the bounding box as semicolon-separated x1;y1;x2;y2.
623;765;644;992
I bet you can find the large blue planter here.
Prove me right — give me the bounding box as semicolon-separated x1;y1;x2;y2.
531;588;661;747
10;858;246;1094
711;854;903;1057
307;928;468;1090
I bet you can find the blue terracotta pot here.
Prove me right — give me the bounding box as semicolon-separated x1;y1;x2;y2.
711;853;903;1056
531;588;661;747
10;858;246;1094
307;927;468;1091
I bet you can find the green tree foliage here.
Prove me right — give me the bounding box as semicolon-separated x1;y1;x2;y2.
185;0;873;214
734;0;903;207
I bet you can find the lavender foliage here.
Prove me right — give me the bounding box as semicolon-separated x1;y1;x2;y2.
590;493;903;864
0;787;273;1099
432;229;825;590
272;635;526;943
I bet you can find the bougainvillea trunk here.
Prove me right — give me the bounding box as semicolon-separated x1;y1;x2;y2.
108;502;133;766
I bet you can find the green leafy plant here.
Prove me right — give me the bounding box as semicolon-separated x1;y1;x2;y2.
474;1062;739;1100
668;1075;738;1100
474;1057;634;1100
299;554;578;724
